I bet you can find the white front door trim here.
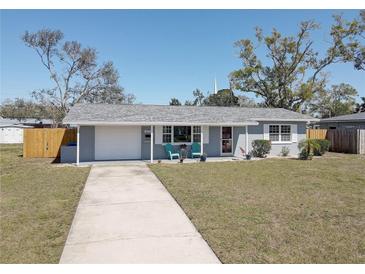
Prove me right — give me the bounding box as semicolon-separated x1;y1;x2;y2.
220;126;234;156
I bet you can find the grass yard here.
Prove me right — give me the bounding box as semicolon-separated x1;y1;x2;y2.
0;144;90;263
150;153;365;263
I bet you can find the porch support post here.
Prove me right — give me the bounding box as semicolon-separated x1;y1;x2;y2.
150;125;154;163
200;129;203;155
76;125;80;166
245;125;248;156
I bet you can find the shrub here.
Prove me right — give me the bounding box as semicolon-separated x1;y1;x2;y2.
312;139;331;156
299;148;311;160
251;140;271;158
281;146;290;157
298;139;321;160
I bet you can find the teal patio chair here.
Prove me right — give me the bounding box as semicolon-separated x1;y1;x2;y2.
164;143;180;160
191;142;202;158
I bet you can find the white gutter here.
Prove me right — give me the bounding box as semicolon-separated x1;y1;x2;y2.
318;119;365;123
65;121;260;126
251;118;320;122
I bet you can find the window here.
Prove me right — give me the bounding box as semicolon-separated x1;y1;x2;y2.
269;125;291;142
269;125;280;142
281;125;291;141
162;126;202;144
193;126;201;142
163;126;172;143
173;126;191;143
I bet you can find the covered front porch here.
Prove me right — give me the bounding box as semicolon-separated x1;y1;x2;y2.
69;121;259;165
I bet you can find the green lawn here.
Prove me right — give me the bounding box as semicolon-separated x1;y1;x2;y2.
150;153;365;263
0;144;90;263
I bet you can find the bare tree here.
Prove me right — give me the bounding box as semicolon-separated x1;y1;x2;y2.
22;29;135;122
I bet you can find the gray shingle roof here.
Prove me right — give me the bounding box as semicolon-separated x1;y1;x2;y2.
319;112;365;122
63;103;318;125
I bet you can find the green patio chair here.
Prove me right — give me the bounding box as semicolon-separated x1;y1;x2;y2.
191;142;202;158
164;143;180;160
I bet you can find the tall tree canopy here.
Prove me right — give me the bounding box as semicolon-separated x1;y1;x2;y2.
230;12;364;111
355;97;365;113
169;98;182;105
204;89;239;106
346;10;365;71
183;89;205;106
0;98;55;122
169;88;257;107
308;83;358;118
22;29;135;122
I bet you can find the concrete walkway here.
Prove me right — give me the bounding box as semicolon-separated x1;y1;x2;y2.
60;164;220;263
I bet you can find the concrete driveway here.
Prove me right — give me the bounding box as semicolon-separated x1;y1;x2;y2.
60;164;220;263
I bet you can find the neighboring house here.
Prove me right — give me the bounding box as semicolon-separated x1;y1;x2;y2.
0;118;54;144
62;103;318;163
316;112;365;129
0;119;32;144
0;117;54;128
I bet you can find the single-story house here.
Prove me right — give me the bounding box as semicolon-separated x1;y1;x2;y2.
62;103;318;164
315;112;365;129
0;123;33;144
0;118;34;144
0;117;55;144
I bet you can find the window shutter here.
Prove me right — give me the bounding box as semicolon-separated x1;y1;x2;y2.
202;126;209;144
263;124;269;140
155;125;163;144
291;124;298;143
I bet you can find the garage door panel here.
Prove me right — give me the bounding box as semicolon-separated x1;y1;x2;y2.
95;126;141;160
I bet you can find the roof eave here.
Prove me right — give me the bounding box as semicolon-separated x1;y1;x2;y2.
253;118;319;122
63;121;260;126
319;119;365;123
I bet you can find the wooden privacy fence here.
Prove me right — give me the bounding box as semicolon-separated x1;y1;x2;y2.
306;129;327;139
326;129;365;154
23;128;76;158
307;128;365;154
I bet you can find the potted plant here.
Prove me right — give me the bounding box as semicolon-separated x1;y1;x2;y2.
200;153;207;162
240;147;252;160
179;144;187;160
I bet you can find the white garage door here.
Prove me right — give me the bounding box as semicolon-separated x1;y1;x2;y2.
95;126;141;160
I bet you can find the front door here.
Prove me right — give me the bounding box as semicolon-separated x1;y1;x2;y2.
221;126;233;155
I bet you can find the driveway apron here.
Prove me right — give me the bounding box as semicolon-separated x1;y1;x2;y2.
60;164;220;263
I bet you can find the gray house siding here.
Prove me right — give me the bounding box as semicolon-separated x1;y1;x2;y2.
244;121;307;156
141;122;306;159
80;126;95;161
60;126;95;163
233;126;246;157
205;126;220;157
